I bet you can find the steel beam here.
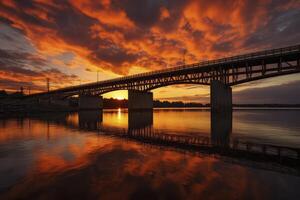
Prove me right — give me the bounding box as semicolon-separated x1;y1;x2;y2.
26;44;300;98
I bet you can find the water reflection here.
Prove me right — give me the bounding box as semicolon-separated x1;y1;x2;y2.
78;110;102;130
211;111;232;147
73;110;300;174
0;109;300;199
128;111;153;136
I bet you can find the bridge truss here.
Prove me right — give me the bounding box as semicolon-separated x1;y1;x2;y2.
30;45;300;97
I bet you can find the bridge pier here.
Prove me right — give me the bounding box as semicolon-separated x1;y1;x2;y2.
210;80;232;112
79;95;103;110
128;90;153;110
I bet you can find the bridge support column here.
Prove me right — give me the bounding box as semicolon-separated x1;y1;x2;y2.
79;95;103;110
210;80;232;112
128;90;153;110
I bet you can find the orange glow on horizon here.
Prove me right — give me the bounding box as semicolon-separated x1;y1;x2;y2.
103;90;128;100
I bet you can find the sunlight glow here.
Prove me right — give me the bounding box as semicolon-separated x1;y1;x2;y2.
117;108;122;120
103;90;128;100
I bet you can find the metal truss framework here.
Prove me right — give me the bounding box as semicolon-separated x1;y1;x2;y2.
30;45;300;98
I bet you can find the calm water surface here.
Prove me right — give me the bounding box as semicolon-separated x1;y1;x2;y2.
0;108;300;199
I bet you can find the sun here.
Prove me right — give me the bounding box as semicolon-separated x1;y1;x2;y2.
116;96;124;100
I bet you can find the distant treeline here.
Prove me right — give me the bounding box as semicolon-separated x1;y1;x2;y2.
102;99;300;108
102;98;300;108
102;98;208;108
103;98;127;108
153;100;209;107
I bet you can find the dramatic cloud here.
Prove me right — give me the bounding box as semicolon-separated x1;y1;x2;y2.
0;48;79;92
233;80;300;104
158;80;300;104
0;0;299;101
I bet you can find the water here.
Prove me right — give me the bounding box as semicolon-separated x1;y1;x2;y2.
0;108;300;199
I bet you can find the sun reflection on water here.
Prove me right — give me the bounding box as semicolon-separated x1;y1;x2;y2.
117;108;122;120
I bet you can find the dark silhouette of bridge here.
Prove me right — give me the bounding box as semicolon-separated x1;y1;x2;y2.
29;44;300;111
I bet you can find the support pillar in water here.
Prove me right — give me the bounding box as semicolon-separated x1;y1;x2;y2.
210;80;232;112
79;95;103;110
128;90;153;110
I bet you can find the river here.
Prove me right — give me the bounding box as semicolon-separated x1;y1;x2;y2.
0;108;299;199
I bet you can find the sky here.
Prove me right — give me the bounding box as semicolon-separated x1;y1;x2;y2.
0;0;300;103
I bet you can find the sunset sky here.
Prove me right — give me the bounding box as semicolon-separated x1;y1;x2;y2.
0;0;300;103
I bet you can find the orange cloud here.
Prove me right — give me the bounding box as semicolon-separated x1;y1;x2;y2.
0;0;299;95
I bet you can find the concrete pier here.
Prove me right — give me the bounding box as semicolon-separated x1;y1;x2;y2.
79;95;103;110
210;80;232;112
128;90;153;110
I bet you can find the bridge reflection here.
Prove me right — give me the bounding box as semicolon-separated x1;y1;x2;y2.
78;110;102;130
211;111;232;147
73;110;300;175
18;110;300;176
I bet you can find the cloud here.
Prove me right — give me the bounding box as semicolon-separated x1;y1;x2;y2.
1;0;299;72
233;80;300;104
0;48;79;92
157;80;300;104
0;0;299;99
0;78;44;91
111;0;164;28
243;9;300;49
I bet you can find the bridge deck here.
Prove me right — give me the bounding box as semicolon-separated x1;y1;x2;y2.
28;44;300;97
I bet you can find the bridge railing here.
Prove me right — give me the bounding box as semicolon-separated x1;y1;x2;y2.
30;44;300;95
100;44;300;83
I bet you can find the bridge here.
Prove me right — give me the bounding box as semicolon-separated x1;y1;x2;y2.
29;44;300;112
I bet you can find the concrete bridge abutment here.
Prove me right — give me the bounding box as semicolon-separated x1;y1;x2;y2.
128;90;153;110
79;95;103;110
210;80;232;112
